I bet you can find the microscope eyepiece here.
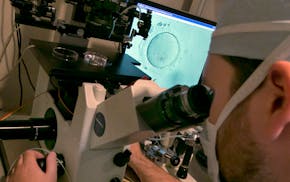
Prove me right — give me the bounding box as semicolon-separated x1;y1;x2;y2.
137;84;214;132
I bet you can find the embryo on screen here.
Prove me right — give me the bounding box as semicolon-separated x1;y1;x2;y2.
125;3;215;88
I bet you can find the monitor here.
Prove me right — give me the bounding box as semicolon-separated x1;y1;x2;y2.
125;1;216;88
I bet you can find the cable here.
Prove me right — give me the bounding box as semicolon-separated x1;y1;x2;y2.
108;19;117;39
18;61;23;106
57;88;74;115
197;0;207;17
0;45;35;82
121;5;142;19
0;0;3;40
0;25;20;64
7;148;72;182
108;5;142;38
0;105;24;121
11;7;17;70
16;24;23;106
11;18;35;91
0;0;3;59
16;25;22;55
22;60;36;91
0;0;9;70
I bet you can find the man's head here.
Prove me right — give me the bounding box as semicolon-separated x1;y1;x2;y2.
200;0;290;181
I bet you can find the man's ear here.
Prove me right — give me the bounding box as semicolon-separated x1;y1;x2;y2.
266;60;290;140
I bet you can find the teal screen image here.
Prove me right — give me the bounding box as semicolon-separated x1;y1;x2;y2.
125;2;216;88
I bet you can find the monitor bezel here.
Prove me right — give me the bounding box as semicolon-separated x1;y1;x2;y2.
136;0;216;29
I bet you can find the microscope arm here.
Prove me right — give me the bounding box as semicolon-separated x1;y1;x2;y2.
88;79;163;150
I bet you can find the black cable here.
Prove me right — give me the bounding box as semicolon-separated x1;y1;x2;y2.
16;24;23;106
22;61;35;91
15;24;36;102
18;62;23;106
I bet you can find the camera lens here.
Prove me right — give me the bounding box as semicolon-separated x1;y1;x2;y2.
137;84;213;132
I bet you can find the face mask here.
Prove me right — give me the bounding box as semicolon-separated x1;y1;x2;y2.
200;118;219;182
201;21;290;182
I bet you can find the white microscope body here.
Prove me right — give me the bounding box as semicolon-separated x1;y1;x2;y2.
31;66;162;182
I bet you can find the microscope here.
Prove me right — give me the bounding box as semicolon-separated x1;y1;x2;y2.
0;0;213;181
10;0;152;49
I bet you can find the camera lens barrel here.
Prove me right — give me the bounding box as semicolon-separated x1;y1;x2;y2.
137;84;213;132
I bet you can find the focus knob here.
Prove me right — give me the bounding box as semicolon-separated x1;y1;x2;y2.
113;149;131;167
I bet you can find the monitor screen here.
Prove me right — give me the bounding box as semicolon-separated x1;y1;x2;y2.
125;1;216;88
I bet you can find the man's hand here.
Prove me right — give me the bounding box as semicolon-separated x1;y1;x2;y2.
6;150;57;182
129;143;180;182
128;142;145;163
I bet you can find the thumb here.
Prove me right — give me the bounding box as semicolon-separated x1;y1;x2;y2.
46;152;57;177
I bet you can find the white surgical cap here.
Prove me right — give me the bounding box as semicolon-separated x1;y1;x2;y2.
201;0;290;182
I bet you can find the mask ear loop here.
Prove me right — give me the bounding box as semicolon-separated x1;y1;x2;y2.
203;29;290;182
213;20;290;37
215;35;290;130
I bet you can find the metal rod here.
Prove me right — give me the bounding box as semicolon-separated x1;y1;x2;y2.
0;118;56;140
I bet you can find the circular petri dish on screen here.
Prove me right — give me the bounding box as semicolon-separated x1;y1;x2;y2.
146;32;180;69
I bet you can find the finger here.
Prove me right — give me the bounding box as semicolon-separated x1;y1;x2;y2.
9;167;15;176
6;175;10;182
22;150;45;164
46;152;57;179
46;152;57;173
16;154;23;167
17;154;23;165
129;143;142;154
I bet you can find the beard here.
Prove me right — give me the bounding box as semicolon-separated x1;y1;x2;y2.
216;99;274;182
